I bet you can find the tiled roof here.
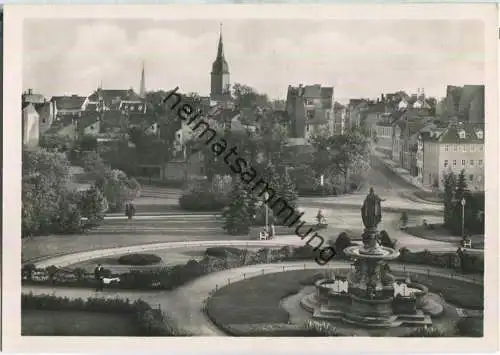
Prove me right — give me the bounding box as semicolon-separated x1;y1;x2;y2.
51;95;86;110
421;122;484;143
88;89;143;104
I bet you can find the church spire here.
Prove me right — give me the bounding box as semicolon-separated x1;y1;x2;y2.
139;61;146;98
217;23;224;59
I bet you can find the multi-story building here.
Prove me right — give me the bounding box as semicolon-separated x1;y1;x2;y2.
333;102;348;135
418;122;485;190
286;84;334;139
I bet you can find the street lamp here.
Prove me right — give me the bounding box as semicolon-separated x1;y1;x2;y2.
460;197;466;237
264;192;269;233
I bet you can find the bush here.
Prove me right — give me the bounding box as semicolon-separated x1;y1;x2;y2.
205;247;244;259
379;230;397;249
334;232;353;256
304;320;343;336
117;253;162;266
404;326;447;337
455;317;483;337
179;190;227;212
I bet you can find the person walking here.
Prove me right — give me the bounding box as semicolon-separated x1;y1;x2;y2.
94;264;104;291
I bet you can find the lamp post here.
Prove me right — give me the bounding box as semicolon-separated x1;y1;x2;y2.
460;197;466;237
264;192;269;233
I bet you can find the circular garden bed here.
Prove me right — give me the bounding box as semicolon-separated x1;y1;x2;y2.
205;269;483;337
117;253;163;266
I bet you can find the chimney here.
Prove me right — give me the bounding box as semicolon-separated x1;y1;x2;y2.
28;88;33;95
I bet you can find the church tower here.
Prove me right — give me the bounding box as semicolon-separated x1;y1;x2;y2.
210;24;230;101
139;61;146;98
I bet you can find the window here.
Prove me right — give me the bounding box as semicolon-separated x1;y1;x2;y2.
461;159;466;167
444;160;449;168
459;130;466;139
479;145;484;151
306;124;310;132
470;144;474;152
453;144;457;152
444;145;449;152
462;144;467;152
477;130;483;139
470;160;474;167
306;110;315;119
305;99;314;105
479;160;483;167
138;105;143;111
452;160;457;167
131;106;135;111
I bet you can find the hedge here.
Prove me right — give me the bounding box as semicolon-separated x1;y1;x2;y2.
398;248;484;274
178;191;227;212
23;245;483;291
21;293;190;336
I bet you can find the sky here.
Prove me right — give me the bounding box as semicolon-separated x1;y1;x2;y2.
23;19;485;103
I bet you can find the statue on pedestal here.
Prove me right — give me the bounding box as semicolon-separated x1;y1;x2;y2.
361;187;385;230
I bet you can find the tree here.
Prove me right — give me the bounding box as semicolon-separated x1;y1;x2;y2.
442;171;457;228
221;179;253;235
39;134;73;153
310;131;370;192
22;148;72;237
77;185;108;223
97;169;141;212
455;169;468;202
232;83;269;109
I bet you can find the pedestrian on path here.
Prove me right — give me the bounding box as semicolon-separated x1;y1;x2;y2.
94;264;104;291
125;202;136;220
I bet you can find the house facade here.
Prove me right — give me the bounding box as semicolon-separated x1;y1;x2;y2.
419;122;485;190
49;95;86;121
286;84;334;139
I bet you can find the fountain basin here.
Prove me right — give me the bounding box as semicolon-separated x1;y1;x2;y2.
344;245;400;260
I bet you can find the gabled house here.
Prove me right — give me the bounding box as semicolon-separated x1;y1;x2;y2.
49;95;86;121
84;88;146;113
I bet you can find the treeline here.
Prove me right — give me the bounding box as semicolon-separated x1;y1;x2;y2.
443;170;484;235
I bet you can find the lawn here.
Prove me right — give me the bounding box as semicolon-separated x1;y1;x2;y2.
206;269;483;335
205;269;349;335
405;224;484;248
22;310;137;336
408;273;483;310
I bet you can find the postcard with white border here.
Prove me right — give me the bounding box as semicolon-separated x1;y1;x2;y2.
2;3;499;354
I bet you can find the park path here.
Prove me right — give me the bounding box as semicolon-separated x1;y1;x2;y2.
22;260;482;336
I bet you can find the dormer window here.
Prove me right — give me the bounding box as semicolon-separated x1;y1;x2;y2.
476;130;483;139
459;130;466;139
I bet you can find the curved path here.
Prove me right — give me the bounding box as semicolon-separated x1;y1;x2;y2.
22;260;482;336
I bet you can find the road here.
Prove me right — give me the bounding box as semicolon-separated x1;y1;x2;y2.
23;155;450;262
22;260;482;336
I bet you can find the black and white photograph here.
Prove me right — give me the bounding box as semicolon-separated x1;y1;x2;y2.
2;3;499;353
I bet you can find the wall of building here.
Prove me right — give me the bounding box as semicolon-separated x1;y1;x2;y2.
23;109;40;147
422;141;440;188
438;142;485;190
